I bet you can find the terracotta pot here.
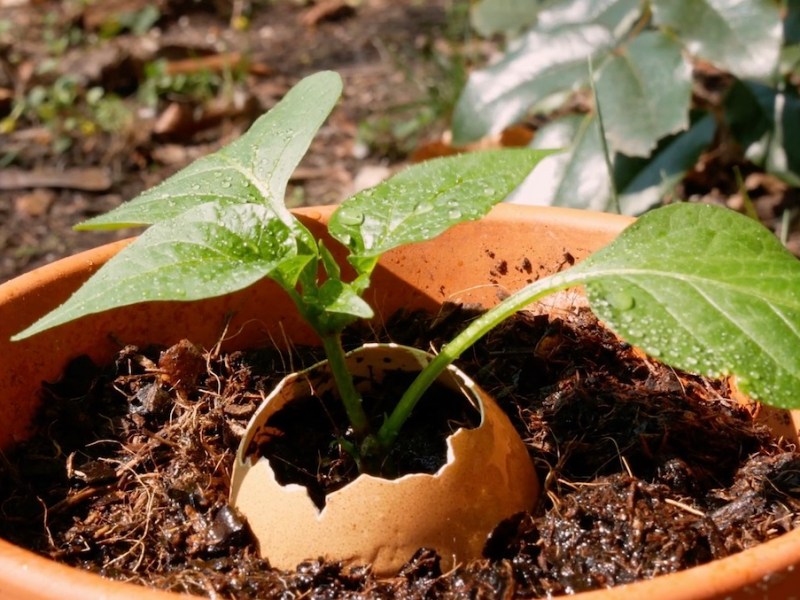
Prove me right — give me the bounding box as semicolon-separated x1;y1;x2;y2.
0;204;798;599
230;342;538;575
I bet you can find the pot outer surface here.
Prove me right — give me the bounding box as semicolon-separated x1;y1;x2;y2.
0;204;799;600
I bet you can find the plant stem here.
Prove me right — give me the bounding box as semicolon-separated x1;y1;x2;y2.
589;56;620;215
376;268;590;449
321;333;371;440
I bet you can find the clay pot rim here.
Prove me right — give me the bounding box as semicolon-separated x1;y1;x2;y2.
0;204;797;599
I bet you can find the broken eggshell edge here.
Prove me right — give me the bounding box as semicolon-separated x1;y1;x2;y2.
229;342;539;576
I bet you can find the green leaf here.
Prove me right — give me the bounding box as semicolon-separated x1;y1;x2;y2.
471;0;640;37
614;113;716;214
471;0;542;36
574;203;800;409
318;240;341;280
514;112;714;215
786;0;800;45
13;202;312;340
724;79;774;148
725;79;800;184
535;0;641;36
512;114;613;211
329;149;552;265
651;0;781;80
317;280;374;318
77;71;343;229
452;24;614;144
595;31;692;157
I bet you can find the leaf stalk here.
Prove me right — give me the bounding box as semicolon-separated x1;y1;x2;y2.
377;268;588;449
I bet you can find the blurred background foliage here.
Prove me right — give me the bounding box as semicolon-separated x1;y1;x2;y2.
454;0;799;230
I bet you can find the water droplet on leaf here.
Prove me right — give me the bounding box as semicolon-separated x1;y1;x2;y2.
338;209;364;227
608;290;635;311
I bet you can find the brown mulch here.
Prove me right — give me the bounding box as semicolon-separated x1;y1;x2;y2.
1;305;798;598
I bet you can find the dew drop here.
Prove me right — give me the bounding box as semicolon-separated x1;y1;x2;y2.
338;209;364;226
449;209;462;219
608;290;635;311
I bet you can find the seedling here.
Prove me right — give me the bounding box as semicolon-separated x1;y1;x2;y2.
13;72;800;472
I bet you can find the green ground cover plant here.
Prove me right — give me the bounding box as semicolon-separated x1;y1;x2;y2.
12;71;800;471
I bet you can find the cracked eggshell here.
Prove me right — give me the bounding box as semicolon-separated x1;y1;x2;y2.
230;343;539;575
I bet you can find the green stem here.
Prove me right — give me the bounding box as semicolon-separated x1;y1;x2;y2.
321;333;371;440
376;268;590;449
588;56;619;215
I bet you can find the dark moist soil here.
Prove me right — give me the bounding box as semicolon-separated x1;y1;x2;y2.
3;1;799;286
1;305;800;598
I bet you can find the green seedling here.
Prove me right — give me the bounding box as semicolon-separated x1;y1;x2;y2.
13;72;800;473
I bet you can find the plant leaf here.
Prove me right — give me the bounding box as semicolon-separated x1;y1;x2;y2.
329;149;552;266
573;203;800;409
452;24;614;144
595;31;692;157
724;79;774;149
509;114;614;211
13;203;312;340
614;113;716;214
725;80;800;184
77;71;343;229
651;0;781;80
471;0;640;37
535;0;640;36
471;0;542;36
786;0;800;45
317;280;374;318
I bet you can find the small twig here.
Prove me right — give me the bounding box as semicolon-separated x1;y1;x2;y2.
781;207;797;246
620;454;634;478
665;497;706;518
37;497;56;549
48;485;115;514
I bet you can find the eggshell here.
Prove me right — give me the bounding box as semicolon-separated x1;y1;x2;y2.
230;343;539;575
